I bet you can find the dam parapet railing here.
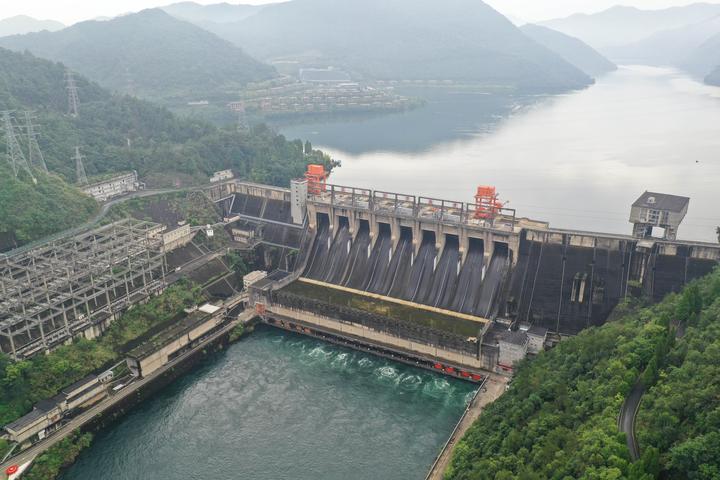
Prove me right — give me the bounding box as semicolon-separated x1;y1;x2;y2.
309;184;523;233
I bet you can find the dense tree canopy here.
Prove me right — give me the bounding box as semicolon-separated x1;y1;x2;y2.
447;267;720;480
0;47;330;246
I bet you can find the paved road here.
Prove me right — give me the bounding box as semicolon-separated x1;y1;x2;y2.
2;188;182;257
619;381;645;461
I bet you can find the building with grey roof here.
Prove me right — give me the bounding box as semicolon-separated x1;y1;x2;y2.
629;191;690;240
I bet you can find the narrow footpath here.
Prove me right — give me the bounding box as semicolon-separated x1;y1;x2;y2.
426;374;509;480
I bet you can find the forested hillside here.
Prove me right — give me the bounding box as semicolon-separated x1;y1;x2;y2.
446;268;720;479
0;163;98;245
0;48;329;247
205;0;592;93
0;9;275;102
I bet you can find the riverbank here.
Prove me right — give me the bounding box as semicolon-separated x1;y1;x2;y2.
0;310;255;479
426;375;508;480
60;324;477;480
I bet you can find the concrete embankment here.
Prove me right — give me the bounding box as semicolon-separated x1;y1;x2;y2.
0;310;256;475
425;375;509;480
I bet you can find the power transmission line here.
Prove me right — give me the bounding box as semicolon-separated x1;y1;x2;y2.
73;146;88;185
23;111;48;173
65;69;80;117
2;110;36;183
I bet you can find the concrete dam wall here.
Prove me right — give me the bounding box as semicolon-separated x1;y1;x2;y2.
302;213;510;319
212;181;720;336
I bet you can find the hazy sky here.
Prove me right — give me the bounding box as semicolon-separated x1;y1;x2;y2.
0;0;717;25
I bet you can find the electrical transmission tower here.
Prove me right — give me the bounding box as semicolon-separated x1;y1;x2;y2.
65;69;80;117
236;103;250;134
2;111;36;182
23;111;48;173
73;146;88;185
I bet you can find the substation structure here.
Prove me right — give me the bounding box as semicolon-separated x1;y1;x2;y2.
0;219;167;359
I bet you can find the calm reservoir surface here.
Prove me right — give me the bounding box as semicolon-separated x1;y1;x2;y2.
62;326;476;480
281;66;720;243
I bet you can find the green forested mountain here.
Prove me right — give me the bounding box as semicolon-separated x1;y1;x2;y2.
447;268;720;479
707;65;720;85
0;9;275;101
520;24;616;78
203;0;593;93
0;47;328;247
0;163;98;246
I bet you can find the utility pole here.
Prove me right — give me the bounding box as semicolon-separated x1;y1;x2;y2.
73;146;88;185
23;111;48;173
65;69;80;117
2;110;36;183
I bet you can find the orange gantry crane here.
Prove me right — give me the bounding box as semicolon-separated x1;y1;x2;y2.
305;164;329;195
474;185;506;220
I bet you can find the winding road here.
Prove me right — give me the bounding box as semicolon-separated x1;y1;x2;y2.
2;188;183;257
618;381;645;461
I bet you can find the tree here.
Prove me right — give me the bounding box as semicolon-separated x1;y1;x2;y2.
716;226;720;243
304;140;313;155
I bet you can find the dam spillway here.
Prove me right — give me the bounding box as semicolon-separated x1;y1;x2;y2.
302;218;510;319
209;180;720;337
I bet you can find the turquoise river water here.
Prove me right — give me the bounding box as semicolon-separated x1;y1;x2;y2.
61;326;476;480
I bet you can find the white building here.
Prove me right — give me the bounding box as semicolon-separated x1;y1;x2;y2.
82;171;140;202
290;178;308;224
210;170;234;183
162;224;193;252
243;271;268;290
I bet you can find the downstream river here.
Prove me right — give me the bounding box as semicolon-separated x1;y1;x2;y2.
62;326;476;480
281;66;720;243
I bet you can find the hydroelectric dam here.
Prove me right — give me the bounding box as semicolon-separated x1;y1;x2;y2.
208;169;720;378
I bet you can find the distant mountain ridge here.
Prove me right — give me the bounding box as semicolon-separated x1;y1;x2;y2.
0;14;64;37
520;24;616;78
601;14;720;67
160;1;263;24
541;3;720;86
0;9;275;101
706;65;720;85
541;3;720;49
199;0;593;93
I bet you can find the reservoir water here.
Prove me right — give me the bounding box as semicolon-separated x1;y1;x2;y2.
62;326;476;480
280;66;720;243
